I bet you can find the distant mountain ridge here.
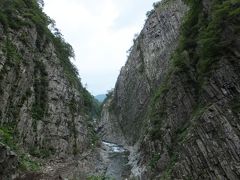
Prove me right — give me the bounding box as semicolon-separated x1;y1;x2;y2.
95;94;107;102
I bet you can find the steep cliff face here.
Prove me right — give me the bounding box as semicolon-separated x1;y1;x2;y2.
0;0;96;178
109;0;188;145
101;0;240;179
99;96;126;145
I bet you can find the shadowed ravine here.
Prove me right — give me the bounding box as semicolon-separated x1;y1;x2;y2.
0;0;240;179
100;141;131;180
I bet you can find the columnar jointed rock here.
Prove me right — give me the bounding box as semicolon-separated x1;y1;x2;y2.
0;0;95;178
101;0;240;179
0;24;91;157
99;97;126;145
111;0;188;145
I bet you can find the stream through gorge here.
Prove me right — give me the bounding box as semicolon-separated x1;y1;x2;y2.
100;141;132;180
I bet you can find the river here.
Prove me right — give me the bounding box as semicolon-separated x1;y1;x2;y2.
101;141;131;180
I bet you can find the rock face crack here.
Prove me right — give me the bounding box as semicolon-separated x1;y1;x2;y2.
1;0;240;179
98;0;240;179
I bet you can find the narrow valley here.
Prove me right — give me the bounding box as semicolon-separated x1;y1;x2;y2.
0;0;240;179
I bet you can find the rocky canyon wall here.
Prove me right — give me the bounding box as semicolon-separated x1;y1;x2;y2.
0;0;96;178
101;0;240;179
101;0;188;145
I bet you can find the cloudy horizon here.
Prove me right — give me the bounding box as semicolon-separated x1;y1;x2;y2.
44;0;157;95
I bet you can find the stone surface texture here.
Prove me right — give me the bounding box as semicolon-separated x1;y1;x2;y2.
100;0;240;179
0;3;94;178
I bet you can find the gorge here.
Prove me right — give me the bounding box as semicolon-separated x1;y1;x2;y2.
0;0;240;179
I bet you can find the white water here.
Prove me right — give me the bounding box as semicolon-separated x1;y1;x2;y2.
102;141;127;153
101;141;131;179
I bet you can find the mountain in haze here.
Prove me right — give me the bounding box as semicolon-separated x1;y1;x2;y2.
95;94;107;102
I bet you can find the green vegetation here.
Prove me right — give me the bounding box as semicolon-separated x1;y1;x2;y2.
150;0;240;139
0;0;48;31
149;153;161;169
148;0;240;176
149;109;165;140
82;88;96;114
0;0;99;120
52;34;79;87
0;0;87;95
0;0;97;167
175;104;208;143
68;97;79;155
146;0;174;17
160;153;177;180
0;125;16;150
87;121;100;148
146;9;155;17
153;0;174;11
152;84;169;103
0;125;40;172
19;154;40;172
29;146;55;159
0;0;102;174
174;0;240;79
149;80;169;140
32;60;48;122
4;38;22;64
136;42;145;73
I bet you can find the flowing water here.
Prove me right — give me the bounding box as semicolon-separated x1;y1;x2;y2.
101;141;131;180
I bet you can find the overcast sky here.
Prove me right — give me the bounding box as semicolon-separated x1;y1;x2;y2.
44;0;157;95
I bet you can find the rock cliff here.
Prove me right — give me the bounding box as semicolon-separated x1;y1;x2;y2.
1;0;240;179
101;0;240;179
0;143;18;179
0;0;97;178
104;0;188;145
99;96;126;145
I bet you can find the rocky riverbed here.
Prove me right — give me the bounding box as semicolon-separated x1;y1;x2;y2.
100;141;131;180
